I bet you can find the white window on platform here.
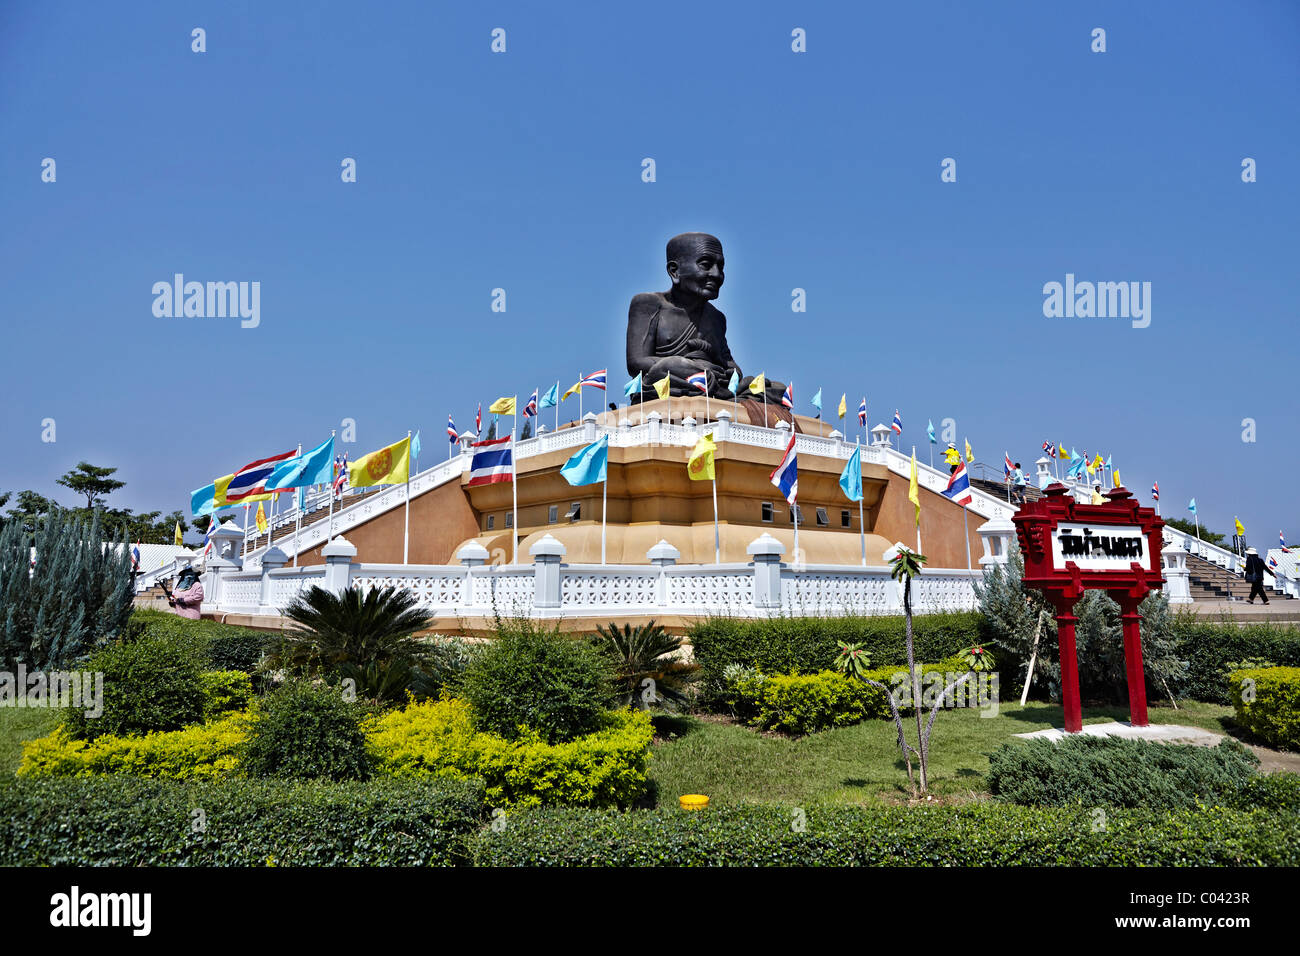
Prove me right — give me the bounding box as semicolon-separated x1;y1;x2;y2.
841;510;851;528
548;505;558;524
486;515;495;530
505;513;513;528
815;507;829;527
565;502;581;522
761;502;773;523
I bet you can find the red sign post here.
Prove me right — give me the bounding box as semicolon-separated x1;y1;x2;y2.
1012;484;1165;733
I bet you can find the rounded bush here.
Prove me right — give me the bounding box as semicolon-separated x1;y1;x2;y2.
65;634;206;740
461;622;614;744
241;682;372;781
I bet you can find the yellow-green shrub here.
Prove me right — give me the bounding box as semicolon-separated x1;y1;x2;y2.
200;670;253;720
1229;666;1300;749
18;713;250;780
366;698;653;809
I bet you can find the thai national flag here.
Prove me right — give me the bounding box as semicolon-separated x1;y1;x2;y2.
1281;531;1290;553
467;436;514;486
475;403;482;435
891;410;902;434
447;415;458;443
857;398;867;427
226;450;296;502
1004;452;1014;480
332;454;349;497
943;461;973;506
130;543;141;570
781;383;793;409
1042;441;1056;459
203;516;218;556
580;369;607;391
1269;556;1279;569
687;371;708;393
1152;481;1159;501
524;390;538;418
770;433;798;505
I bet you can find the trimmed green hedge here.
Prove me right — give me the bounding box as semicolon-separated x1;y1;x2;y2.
690;612;982;700
987;736;1259;809
126;608;267;673
1174;619;1300;703
1229;666;1300;749
471;802;1299;866
0;775;485;866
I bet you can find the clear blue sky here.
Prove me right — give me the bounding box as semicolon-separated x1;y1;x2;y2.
2;0;1296;545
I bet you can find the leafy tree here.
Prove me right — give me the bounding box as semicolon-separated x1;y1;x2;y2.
1163;516;1225;547
3;490;59;533
591;620;697;710
55;461;125;510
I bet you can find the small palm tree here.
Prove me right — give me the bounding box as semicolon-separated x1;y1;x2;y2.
271;585;437;702
593;620;698;710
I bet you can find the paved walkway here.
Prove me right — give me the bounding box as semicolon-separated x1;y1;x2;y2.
1015;720;1300;773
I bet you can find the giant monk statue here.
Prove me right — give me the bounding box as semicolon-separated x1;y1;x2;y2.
626;232;786;402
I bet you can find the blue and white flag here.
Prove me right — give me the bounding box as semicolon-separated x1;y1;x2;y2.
1188;498;1197;515
560;435;609;487
540;382;559;409
411;430;422;463
624;372;643;397
810;388;822;413
838;443;862;502
927;420;936;444
727;369;741;395
770;433;798;505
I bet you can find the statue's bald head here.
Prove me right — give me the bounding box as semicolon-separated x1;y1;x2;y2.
666;232;725;301
666;232;723;265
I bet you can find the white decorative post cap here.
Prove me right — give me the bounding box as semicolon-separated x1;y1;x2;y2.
322;536;357;559
646;411;662;422
976;516;1015;535
529;533;566;559
775;420;791;431
456;540;490;564
262;546;288;566
647;539;681;564
829;429;844;441
717;410;732;421
683;416;697;427
747;532;785;558
582;411;598;422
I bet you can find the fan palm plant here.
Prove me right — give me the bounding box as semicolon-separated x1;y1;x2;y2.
592;620;698;710
271;585;438;703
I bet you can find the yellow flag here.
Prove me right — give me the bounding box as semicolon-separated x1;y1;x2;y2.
255;502;267;533
174;521;183;546
490;396;516;415
1112;470;1122;489
837;394;846;419
964;438;973;463
653;374;671;400
348;436;411;488
748;373;765;395
562;381;582;401
1235;517;1245;536
908;450;920;527
687;432;716;481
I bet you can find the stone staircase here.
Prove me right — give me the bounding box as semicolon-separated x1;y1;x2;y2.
1186;552;1292;602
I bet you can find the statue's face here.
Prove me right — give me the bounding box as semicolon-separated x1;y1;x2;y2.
668;240;725;300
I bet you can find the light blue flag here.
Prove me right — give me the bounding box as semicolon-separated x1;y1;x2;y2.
1188;498;1197;515
1105;454;1112;467
811;388;822;412
411;430;422;463
727;369;740;395
624;372;642;397
927;420;936;444
267;436;335;490
560;435;609;486
539;382;559;409
838;443;863;502
296;485;306;513
191;482;217;518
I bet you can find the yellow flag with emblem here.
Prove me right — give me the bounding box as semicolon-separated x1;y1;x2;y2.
964;438;973;463
348;436;411;488
173;521;183;546
908;449;920;527
748;373;766;395
489;396;516;415
653;374;671;400
687;432;716;481
837;394;846;419
255;502;268;533
562;380;582;401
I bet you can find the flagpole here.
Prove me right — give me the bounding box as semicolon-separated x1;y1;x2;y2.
601;464;608;566
963;503;972;572
511;418;519;565
242;503;249;558
913;446;922;555
712;469;720;565
579;373;583;424
403;430;412;565
857;438;866;566
555;381;559;433
762;375;767;427
327;430;336;542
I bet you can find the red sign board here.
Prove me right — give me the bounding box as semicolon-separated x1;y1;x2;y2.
1012;485;1165;732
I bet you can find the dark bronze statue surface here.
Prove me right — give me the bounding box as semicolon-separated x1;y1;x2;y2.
626;232;785;401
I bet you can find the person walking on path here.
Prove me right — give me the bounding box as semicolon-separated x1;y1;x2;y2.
943;442;961;474
1012;462;1027;504
1243;547;1275;605
161;567;205;620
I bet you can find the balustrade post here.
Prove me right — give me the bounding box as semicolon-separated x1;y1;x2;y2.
582;412;598;441
715;410;732;442
647;539;680;607
322;536;357;594
977;517;1016;568
457;540;489;606
747;533;785;609
259;546;289;611
530;534;566;609
646;411;662;445
1161;543;1193;604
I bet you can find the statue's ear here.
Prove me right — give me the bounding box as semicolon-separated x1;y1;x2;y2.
666;260;680;285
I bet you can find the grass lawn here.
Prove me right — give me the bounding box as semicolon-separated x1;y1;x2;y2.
646;700;1239;808
0;707;62;775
